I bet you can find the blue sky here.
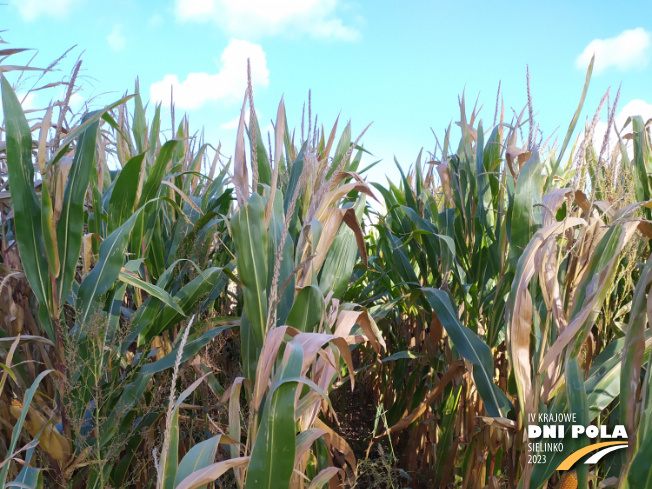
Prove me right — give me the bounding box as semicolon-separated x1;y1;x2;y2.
2;0;651;184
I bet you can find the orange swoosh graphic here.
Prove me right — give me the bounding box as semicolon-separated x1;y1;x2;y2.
557;441;628;471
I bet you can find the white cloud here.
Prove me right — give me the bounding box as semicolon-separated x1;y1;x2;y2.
107;25;126;52
590;99;652;158
576;28;651;74
149;39;269;110
613;99;652;127
220;116;241;130
18;92;37;111
178;0;215;18
68;91;87;113
11;0;79;21
175;0;359;41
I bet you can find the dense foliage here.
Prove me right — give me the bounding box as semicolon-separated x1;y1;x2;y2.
1;41;652;489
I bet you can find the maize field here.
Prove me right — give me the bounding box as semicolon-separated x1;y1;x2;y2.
1;34;652;489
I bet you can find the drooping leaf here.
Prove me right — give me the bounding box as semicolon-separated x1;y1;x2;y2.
422;287;510;418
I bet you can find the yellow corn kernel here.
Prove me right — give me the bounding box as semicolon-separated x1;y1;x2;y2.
558;471;577;489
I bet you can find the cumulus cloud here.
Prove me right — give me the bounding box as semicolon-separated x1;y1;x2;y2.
220;116;241;130
11;0;79;21
175;0;359;41
576;28;651;74
107;25;126;52
18;92;38;111
149;39;269;110
68;91;87;113
589;99;652;158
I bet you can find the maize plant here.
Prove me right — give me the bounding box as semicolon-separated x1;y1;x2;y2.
3;33;652;489
0;41;385;488
358;56;652;489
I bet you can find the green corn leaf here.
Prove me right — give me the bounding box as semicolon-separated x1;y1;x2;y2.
632;115;650;204
250;112;272;188
284;144;306;214
422;287;510;418
160;374;210;489
433;384;462;487
174;435;222;489
327;121;351;181
508;148;542;262
626;428;652;488
11;464;44;489
585;334;652;420
110;412;160;487
139;267;225;343
246;341;302;489
133;80;147;154
286;285;323;332
621;259;652;437
545;55;593;190
40;181;60;279
140;140;180;205
130;140;181;264
231;192;268;352
565;358;589;488
117;268;185;316
319;195;366;299
266;187;295;326
77;203;153;326
56;111;100;306
0;369;53;486
107;152;146;234
101;372;152;448
49;94;134;169
148;102;162;162
475;120;493;229
141;324;237;375
175;458;250;489
1;76;50;305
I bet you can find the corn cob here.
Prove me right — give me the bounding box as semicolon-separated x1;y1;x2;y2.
9;399;71;463
558;471;578;489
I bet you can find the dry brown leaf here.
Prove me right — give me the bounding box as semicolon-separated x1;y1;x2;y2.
264;98;286;226
540;219;639;371
320;116;340;161
0;65;46;73
233;94;249;206
505;146;531;172
342;207;368;267
37;105;53;175
436;159;454;207
252;326;300;411
53;157;73;224
316;182;376;223
315;418;356;472
511;218;586;425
